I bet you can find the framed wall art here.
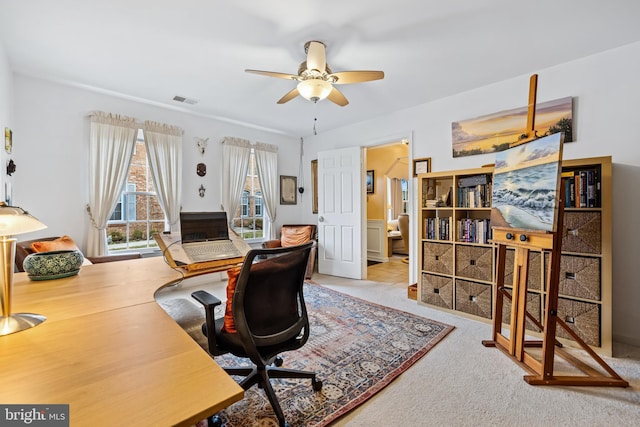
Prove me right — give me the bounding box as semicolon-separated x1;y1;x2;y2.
280;175;297;205
366;170;375;194
413;157;431;176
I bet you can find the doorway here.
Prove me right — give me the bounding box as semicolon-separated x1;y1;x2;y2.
365;140;410;285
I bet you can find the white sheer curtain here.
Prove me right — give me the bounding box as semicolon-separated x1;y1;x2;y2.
86;111;138;256
221;137;252;227
143;121;183;232
254;141;278;239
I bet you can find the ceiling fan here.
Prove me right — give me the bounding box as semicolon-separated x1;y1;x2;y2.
245;40;384;106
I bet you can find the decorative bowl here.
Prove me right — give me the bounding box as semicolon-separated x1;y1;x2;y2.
23;249;84;280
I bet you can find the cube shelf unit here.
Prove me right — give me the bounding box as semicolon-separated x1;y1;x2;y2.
417;156;613;356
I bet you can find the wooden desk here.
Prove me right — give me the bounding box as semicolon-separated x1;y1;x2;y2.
0;257;243;426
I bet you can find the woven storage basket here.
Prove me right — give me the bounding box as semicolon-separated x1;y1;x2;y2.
556;297;601;347
423;242;454;274
421;273;453;309
455;279;492;319
455;245;492;282
500;289;542;332
562;212;601;254
558;255;601;300
502;248;542;291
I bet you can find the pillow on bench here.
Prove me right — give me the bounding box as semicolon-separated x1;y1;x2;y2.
30;235;79;253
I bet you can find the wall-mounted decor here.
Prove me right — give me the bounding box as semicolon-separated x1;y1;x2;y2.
6;159;16;176
195;137;208;155
196;162;206;177
413;157;431;176
280;175;297;205
311;159;318;214
198;184;206;198
366;170;375;194
5;127;12;154
491;132;564;232
4;182;11;205
452;96;572;158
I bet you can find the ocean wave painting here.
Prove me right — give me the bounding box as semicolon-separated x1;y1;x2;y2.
490;133;563;232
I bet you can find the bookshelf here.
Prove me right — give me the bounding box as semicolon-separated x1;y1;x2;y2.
417;156;613;356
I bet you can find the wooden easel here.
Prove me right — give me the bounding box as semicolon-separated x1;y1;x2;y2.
481;75;628;387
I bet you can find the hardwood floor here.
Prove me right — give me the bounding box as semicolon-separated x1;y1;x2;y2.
366;255;409;285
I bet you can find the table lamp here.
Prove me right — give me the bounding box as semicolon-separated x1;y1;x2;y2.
0;201;47;336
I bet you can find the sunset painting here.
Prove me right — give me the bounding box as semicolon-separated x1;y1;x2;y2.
452;96;572;158
490;132;564;232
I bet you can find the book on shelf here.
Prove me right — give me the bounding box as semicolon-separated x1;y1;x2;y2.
457;175;492;208
424;216;453;240
561;168;600;208
456;218;491;244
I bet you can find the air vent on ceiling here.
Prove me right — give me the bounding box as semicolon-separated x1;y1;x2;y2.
172;95;198;105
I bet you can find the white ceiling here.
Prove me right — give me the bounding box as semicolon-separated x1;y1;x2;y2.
1;0;640;137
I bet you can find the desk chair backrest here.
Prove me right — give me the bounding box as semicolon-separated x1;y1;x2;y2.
233;242;313;363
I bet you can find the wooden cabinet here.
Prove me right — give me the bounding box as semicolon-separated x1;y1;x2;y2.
417;156;613;356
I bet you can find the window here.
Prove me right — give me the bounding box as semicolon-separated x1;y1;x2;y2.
106;130;165;252
110;183;136;222
255;191;263;216
241;190;250;216
231;149;264;240
386;177;408;220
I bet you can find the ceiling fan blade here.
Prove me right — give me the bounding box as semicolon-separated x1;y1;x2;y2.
305;41;326;73
277;87;300;104
245;69;299;80
330;70;385;84
326;87;349;107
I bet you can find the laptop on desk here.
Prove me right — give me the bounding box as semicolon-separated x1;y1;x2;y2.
179;211;243;264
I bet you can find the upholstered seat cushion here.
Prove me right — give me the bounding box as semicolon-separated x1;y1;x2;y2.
280;225;314;247
222;266;242;333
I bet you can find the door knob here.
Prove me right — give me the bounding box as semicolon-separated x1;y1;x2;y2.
318;216;325;222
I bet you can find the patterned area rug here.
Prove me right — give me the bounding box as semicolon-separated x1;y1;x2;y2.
173;283;454;426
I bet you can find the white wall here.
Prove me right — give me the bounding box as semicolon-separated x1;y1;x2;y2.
0;41;13;204
305;41;640;347
11;75;302;250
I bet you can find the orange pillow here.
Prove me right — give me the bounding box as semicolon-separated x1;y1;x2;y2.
222;266;242;333
280;226;313;247
30;236;79;253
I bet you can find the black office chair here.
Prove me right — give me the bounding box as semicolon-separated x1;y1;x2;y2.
192;242;322;427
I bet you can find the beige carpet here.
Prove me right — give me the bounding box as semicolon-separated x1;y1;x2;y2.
156;272;640;427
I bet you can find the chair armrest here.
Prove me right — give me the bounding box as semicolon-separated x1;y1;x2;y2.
191;290;222;353
86;253;142;264
262;240;282;249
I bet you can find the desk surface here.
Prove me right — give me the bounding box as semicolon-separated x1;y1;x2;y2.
0;257;243;426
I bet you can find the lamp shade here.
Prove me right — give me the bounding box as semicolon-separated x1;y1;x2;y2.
0;202;47;236
297;79;332;102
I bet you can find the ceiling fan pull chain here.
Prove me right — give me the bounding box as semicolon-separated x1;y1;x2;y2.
313;117;318;135
298;137;305;197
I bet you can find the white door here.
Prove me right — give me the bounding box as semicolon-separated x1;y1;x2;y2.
317;146;366;279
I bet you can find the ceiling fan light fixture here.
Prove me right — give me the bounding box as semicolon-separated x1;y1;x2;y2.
297;79;332;103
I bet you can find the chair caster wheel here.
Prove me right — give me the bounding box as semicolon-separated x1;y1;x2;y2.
312;379;323;391
208;415;223;427
274;356;284;367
